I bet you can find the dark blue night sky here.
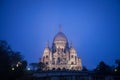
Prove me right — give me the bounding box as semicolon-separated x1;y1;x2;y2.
0;0;120;69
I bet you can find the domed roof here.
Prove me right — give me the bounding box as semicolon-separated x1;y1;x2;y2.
70;42;76;53
53;31;68;43
44;41;51;52
70;47;76;52
44;47;50;52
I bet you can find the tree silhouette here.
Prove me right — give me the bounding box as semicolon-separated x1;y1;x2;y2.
115;59;120;73
0;40;27;80
29;63;38;71
10;51;23;66
0;40;11;80
94;61;111;75
37;62;46;71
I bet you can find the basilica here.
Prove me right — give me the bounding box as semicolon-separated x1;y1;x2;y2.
40;27;82;70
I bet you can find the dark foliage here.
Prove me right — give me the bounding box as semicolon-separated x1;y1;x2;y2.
94;61;110;71
29;63;38;71
114;59;120;75
94;61;112;76
0;40;10;79
37;62;46;71
0;40;27;80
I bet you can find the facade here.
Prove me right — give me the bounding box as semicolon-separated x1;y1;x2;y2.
40;27;82;70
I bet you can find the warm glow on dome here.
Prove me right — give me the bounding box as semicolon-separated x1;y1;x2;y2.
53;32;68;43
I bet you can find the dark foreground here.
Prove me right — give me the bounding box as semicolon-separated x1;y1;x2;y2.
24;70;120;80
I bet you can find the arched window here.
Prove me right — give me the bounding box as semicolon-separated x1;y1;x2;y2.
46;62;48;65
52;68;55;70
58;57;60;63
71;67;74;70
46;55;48;58
43;56;45;62
71;62;74;65
62;67;66;70
71;55;74;58
57;68;61;70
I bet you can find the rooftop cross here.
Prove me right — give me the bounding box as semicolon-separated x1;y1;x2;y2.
46;40;49;48
70;41;73;48
59;24;62;32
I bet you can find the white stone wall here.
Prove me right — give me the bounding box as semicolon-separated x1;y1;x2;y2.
40;30;82;70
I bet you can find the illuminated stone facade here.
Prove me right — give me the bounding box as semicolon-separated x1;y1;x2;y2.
40;27;82;70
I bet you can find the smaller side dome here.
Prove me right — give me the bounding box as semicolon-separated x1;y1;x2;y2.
70;47;76;53
44;41;51;53
70;42;76;53
44;47;50;53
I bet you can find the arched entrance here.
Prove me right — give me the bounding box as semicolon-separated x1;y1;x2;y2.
62;67;66;70
52;68;55;70
57;68;61;70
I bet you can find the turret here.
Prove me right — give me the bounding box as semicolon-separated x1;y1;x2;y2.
41;41;51;65
69;42;77;65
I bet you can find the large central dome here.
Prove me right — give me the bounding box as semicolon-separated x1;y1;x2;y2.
52;27;68;49
53;31;68;43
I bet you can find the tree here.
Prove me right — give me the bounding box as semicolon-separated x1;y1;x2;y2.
21;60;27;70
115;59;120;73
115;59;120;65
94;61;111;74
10;51;23;66
0;40;11;79
29;63;38;71
0;40;27;80
37;62;46;71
